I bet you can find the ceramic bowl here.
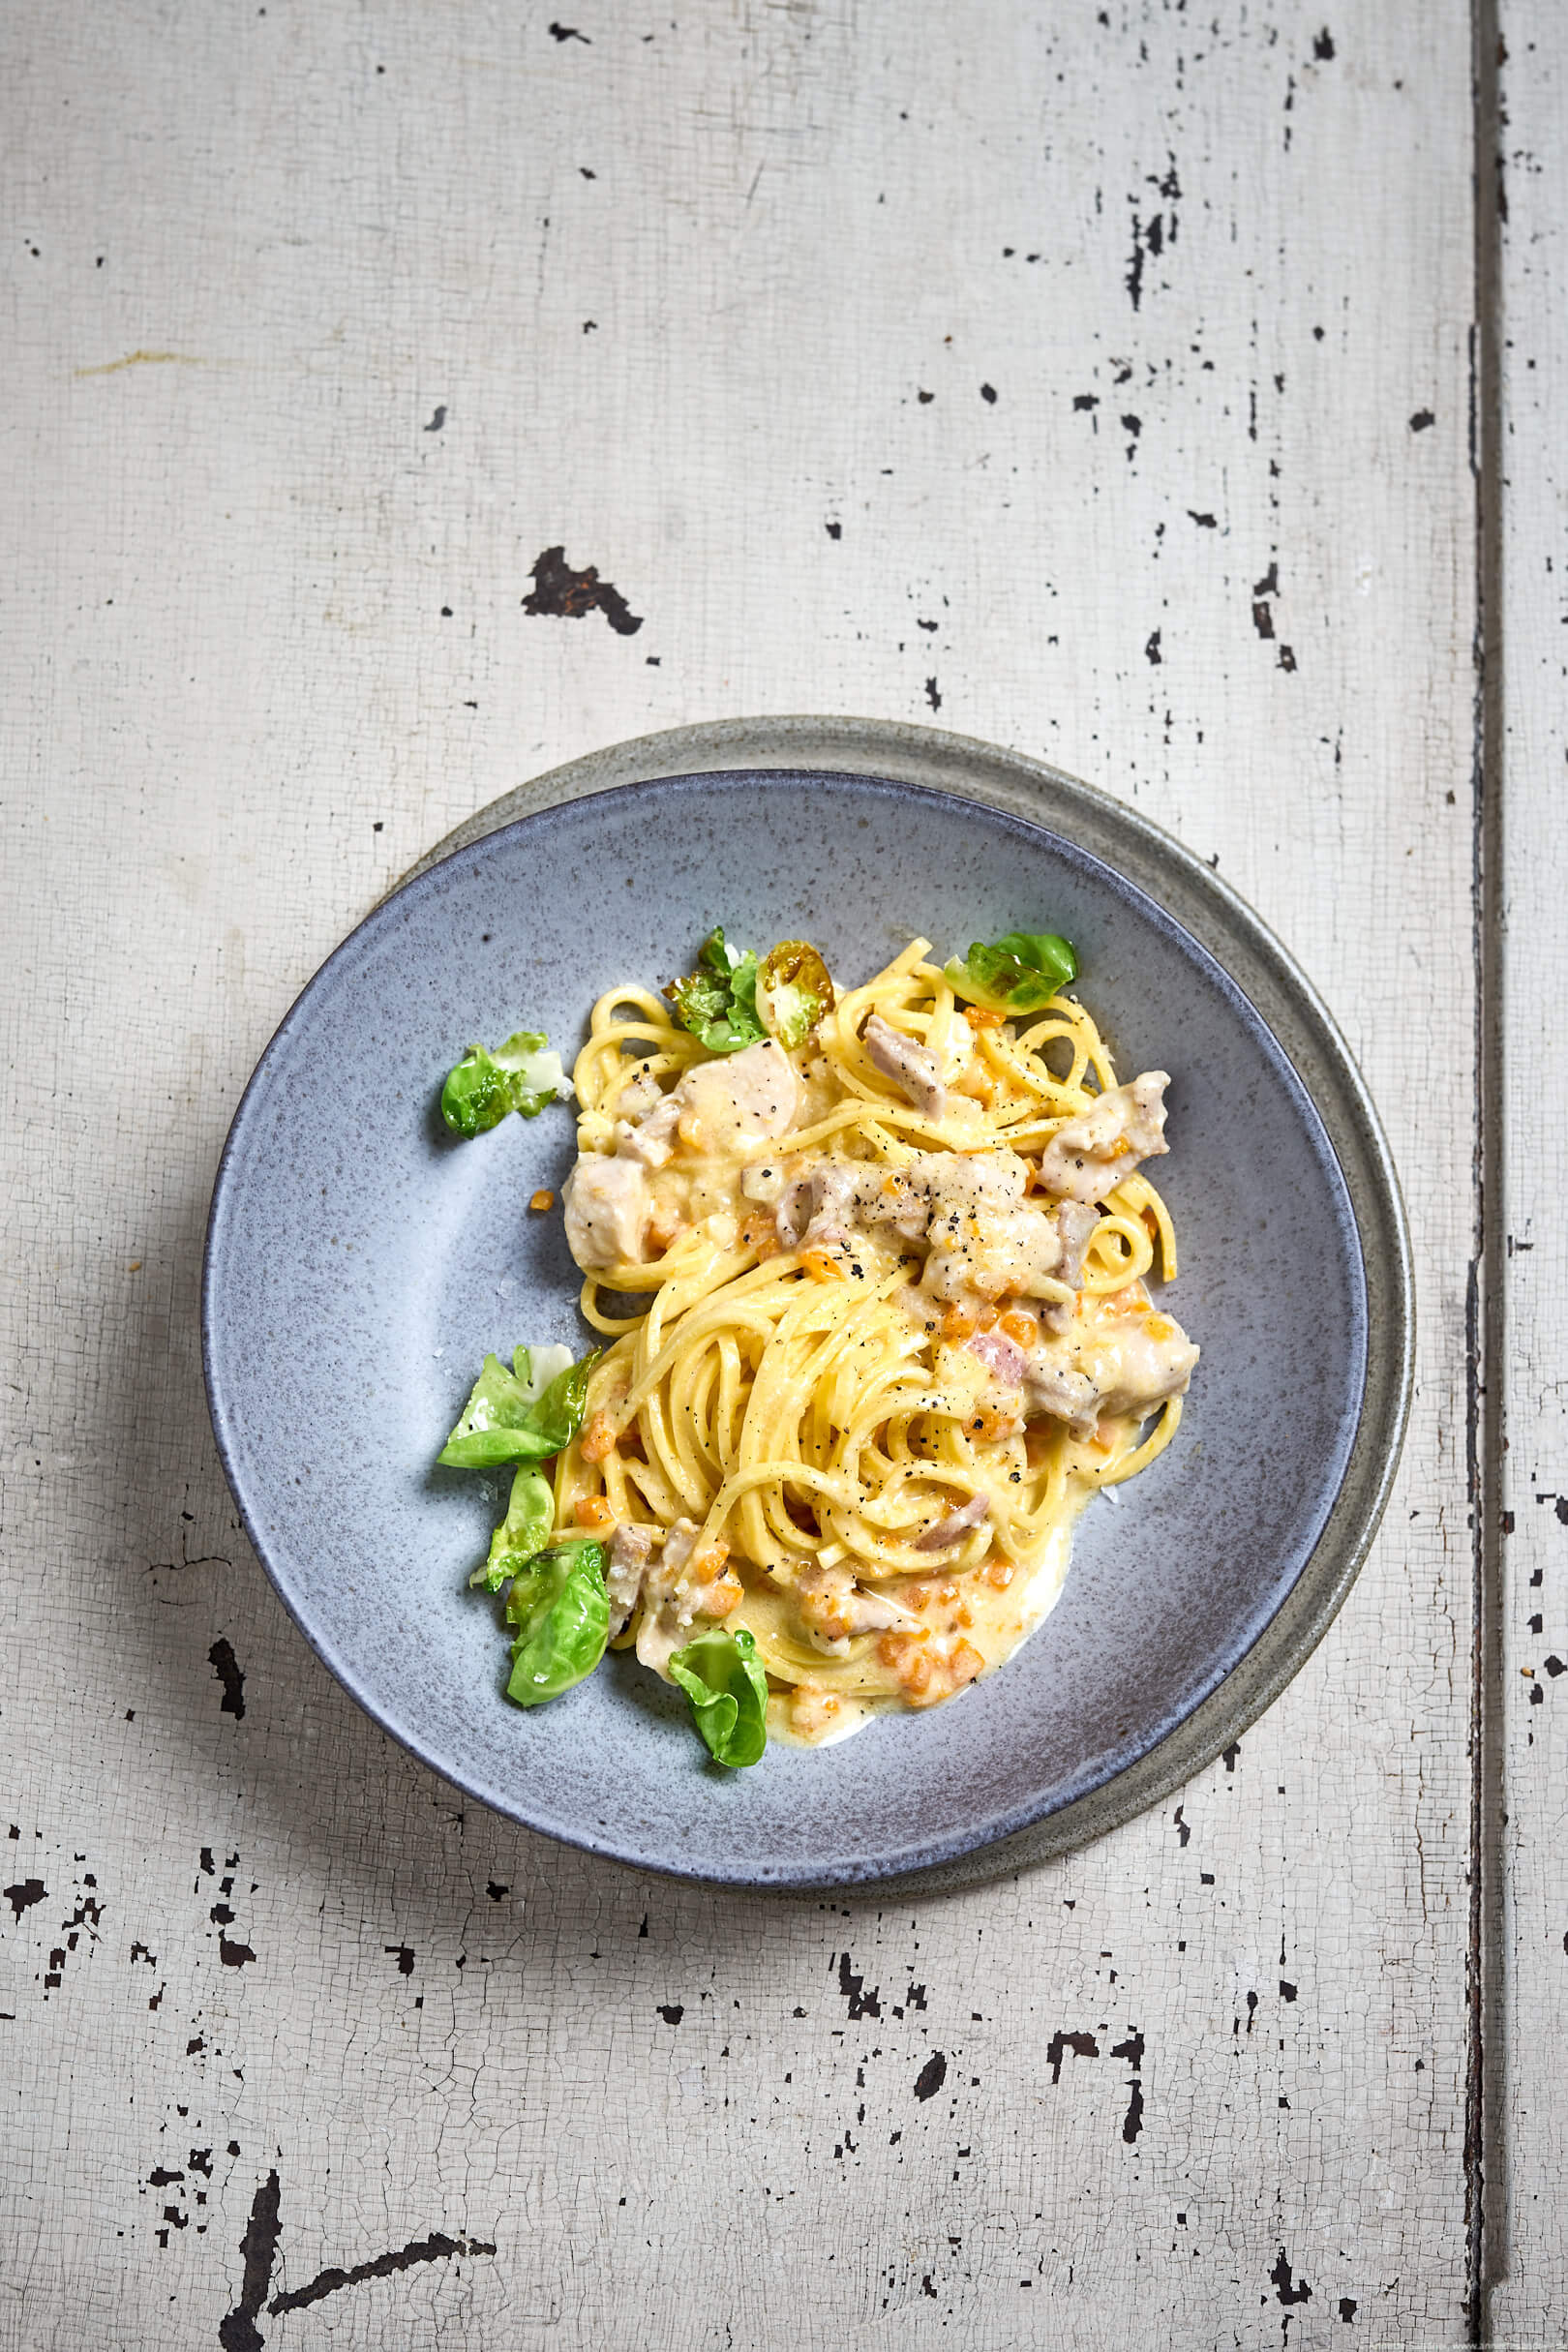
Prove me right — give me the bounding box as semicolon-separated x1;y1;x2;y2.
204;742;1410;1889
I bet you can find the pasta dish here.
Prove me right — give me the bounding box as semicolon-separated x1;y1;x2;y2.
534;929;1198;1750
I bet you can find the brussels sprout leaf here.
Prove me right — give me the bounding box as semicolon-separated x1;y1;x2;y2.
944;929;1079;1013
470;1465;556;1593
504;1540;610;1706
441;1030;569;1136
669;1624;769;1767
437;1343;599;1469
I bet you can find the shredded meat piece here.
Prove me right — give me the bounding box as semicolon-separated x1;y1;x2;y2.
915;1493;991;1552
1053;1200;1101;1289
779;1148;1031;1255
632;1518;740;1672
863;1014;947;1121
1037;1072;1171;1205
605;1523;654;1637
616;1088;682;1167
797;1562;909;1652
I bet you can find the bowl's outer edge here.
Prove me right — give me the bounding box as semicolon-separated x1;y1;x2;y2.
377;715;1415;1898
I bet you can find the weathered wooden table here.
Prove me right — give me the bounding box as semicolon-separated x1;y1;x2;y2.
5;4;1558;2343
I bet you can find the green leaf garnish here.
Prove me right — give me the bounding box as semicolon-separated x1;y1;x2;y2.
441;1030;568;1135
944;929;1079;1013
668;1624;769;1768
503;1539;610;1706
470;1465;556;1592
756;940;834;1048
437;1342;599;1469
664;927;767;1055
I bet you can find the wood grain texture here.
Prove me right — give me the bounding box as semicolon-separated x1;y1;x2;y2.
1;4;1481;2344
1490;0;1568;2337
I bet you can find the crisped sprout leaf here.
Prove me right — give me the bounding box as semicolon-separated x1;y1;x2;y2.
504;1540;610;1706
437;1343;599;1468
470;1466;556;1593
944;928;1079;1013
668;1624;769;1768
441;1030;569;1136
664;926;766;1055
756;940;834;1048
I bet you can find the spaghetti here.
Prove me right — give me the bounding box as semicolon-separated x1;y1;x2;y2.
553;936;1198;1746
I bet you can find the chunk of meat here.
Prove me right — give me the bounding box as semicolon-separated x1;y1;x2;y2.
1093;1312;1200;1421
616;1038;799;1168
1023;1302;1198;1433
616;1087;682;1167
615;1067;666;1124
1053;1200;1101;1288
927;1152;1030;1218
780;1147;1030;1253
1020;1358;1101;1432
863;1014;946;1121
797;1561;909;1652
921;1198;1074;1306
561;1152;652;1270
775;1160;897;1248
1037;1072;1171;1205
605;1523;654;1637
915;1493;991;1552
674;1039;799;1154
633;1517;741;1674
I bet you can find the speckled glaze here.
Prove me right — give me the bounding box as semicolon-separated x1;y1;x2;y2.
204;729;1411;1892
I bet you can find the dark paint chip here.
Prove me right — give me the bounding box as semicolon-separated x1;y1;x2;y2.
523;545;643;636
913;2051;948;2100
208;1640;246;1720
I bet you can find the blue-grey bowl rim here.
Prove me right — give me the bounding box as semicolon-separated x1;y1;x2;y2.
203;714;1413;1897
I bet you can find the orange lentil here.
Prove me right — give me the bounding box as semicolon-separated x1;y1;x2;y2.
647;1199;684;1248
967;1404;1014;1443
581;1413;618;1462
